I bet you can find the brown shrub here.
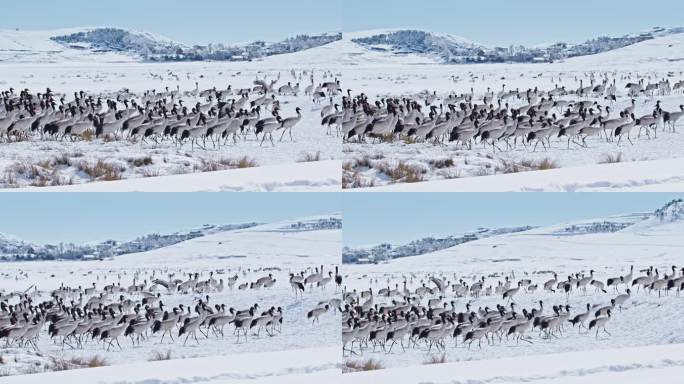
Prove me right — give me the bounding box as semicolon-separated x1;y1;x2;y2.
49;356;107;371
375;161;424;183
76;160;124;181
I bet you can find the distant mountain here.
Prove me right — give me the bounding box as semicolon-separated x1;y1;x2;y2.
350;27;684;64
0;27;341;63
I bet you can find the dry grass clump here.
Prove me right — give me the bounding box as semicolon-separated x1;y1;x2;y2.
194;156;258;172
76;160;125;181
128;156;154;167
148;350;173;361
428;158;455;169
343;358;384;373
342;170;375;189
140;167;161;178
599;152;623;164
499;157;559;174
423;354;447;365
81;129;94;141
2;160;74;187
49;356;107;371
297;151;322;162
376;161;425;183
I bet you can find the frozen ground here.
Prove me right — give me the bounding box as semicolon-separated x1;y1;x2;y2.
0;29;342;190
0;217;341;376
341;31;684;190
342;209;684;370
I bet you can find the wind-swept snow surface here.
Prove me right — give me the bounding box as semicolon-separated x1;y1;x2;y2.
0;347;340;384
341;343;684;384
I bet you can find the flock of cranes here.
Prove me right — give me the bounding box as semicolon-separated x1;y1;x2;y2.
341;73;684;151
0;69;343;150
341;264;684;356
0;265;341;354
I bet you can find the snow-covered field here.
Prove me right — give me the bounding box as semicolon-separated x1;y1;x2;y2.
0;216;341;377
341;343;684;384
0;346;340;384
341;31;684;190
0;29;342;191
341;204;684;370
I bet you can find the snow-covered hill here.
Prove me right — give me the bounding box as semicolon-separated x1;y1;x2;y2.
381;202;683;271
0;215;341;262
116;214;341;267
344;27;684;65
0;27;341;64
344;201;684;372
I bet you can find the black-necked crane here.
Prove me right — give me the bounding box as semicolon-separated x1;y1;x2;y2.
588;310;611;339
277;107;302;142
612;289;631;311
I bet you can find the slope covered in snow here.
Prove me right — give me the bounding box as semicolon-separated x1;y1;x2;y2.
0;28;149;63
0;27;342;64
343;203;684;371
115;214;341;266
0;215;341;377
341;27;684;66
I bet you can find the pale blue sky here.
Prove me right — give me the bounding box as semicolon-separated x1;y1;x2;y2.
3;1;682;46
342;193;684;247
1;193;340;244
1;0;341;45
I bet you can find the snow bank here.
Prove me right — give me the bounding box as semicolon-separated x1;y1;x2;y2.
351;158;684;192
3;161;341;192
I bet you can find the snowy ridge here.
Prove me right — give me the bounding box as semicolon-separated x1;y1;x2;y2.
0;221;261;262
346;27;684;64
0;27;341;63
621;199;684;234
115;215;341;266
342;226;534;264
